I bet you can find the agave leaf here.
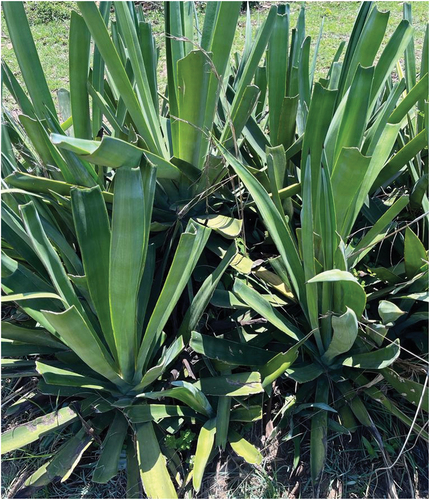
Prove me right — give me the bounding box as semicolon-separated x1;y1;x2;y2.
286;363;324;383
351;372;429;439
346;122;402;234
193;418;216;492
1;252;62;334
190;331;274;366
301;154;322;351
132;356;166;394
369;19;414;111
373;129;428;191
195;372;263;397
22;427;93;492
341;339;401;369
225;85;261;151
78;2;165;155
1;60;35;118
215;395;231;450
4;172;114;203
178;242;236;341
363;78;406;156
36;360;111;391
200;2;241;159
221;6;277;146
125;404;199;423
19;202;86;315
109;166;147;382
218;142;305;306
233;279;303;342
1;292;65;304
339;6;388;99
330;149;370;237
349;196;409;267
93;412;129;483
88;84;127;136
228;429;262;464
404;227;427;279
267;5;290;145
195;215;242;239
321;307;358;365
308;269;366;318
113;1;164;152
42;306;125;389
69;11;92;139
381;367;429;413
1;405;79;454
210;289;247;309
260;332;312;389
137;220;211;377
139;381;214;418
135;422;178;499
1;341;56;357
177;50;211;168
378;300;407;324
20;115;98;187
2;2;56;118
310;377;329;484
52;134;183;181
126;437;141;499
71;186;116;357
230;406;263;422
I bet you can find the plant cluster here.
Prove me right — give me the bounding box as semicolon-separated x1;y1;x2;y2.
1;1;428;498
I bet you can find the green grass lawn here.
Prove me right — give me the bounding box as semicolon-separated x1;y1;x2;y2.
1;1;428;113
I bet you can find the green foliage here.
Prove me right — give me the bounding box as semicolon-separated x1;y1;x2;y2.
1;1;428;497
26;2;76;25
165;429;196;451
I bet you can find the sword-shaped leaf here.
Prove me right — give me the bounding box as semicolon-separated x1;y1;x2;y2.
71;186;115;357
190;331;274;366
135;422;178;499
138;381;214;418
341;339;401;369
194;372;263;397
1;405;79;454
93;412;128;483
193;418;216;492
321;307;358;365
125;404;199;423
228;429;262;464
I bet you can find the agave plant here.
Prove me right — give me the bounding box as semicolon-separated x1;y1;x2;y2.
210;1;429;490
1;154;280;497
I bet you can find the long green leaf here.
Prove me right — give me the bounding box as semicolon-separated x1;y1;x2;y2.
341;339;401;369
233;279;304;342
1;406;78;454
190;331;274;366
71;186;115;357
69;11;92;139
228;429;262;464
218;142;305;305
135;422;178;499
93;412;129;483
193;418;216;492
2;2;56;118
136;220;211;377
42;306;126;389
77;2;164;155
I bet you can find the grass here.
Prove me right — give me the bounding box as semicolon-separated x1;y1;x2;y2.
1;1;428;113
